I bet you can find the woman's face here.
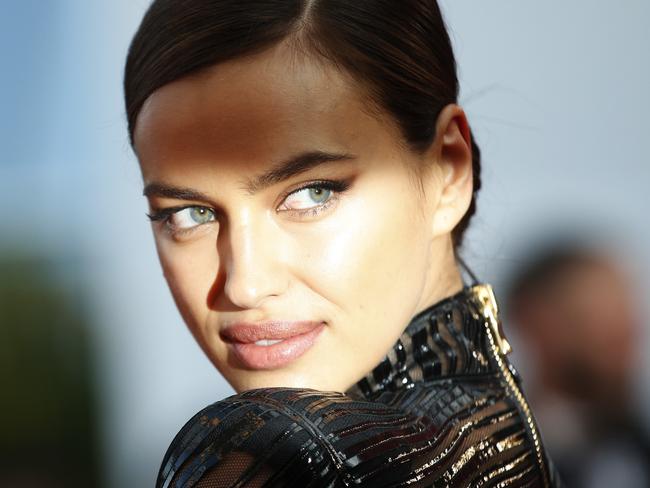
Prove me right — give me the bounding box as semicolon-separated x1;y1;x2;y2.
134;42;459;393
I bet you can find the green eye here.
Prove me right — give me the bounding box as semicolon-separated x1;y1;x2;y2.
189;207;214;224
283;186;333;211
307;187;331;204
170;206;216;230
277;179;351;219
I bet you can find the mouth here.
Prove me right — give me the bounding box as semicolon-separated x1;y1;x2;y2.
252;339;284;346
220;321;325;370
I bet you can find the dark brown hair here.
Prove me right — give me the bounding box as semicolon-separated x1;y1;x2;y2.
124;0;482;248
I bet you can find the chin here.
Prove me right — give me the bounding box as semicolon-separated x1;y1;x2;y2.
229;371;334;394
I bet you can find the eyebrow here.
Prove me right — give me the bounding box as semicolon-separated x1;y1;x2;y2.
142;150;356;200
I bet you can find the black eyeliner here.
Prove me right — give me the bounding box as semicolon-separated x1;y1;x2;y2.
146;205;194;222
285;179;350;198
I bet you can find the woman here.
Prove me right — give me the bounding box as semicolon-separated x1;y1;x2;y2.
124;0;562;486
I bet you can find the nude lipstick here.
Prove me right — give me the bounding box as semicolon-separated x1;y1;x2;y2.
220;320;325;370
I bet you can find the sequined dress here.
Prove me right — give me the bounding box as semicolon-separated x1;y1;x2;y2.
156;284;562;487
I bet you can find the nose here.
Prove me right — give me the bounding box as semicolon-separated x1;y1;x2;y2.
221;210;288;309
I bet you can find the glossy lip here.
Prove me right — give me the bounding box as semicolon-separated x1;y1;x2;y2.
221;321;325;370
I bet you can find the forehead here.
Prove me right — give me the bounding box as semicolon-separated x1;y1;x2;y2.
134;42;402;176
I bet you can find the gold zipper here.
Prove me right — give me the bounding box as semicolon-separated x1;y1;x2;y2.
471;284;550;488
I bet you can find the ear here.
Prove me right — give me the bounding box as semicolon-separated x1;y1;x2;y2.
427;104;474;237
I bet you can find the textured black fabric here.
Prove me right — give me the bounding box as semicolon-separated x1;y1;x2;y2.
156;285;562;487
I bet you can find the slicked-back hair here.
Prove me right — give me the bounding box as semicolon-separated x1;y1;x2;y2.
124;0;482;248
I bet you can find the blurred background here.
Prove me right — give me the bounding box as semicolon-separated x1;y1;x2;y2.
1;1;648;486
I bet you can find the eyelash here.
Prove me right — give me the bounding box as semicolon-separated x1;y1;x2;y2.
146;205;215;238
280;179;350;218
146;178;351;237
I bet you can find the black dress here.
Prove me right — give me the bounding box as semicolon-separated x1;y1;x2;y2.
156;284;563;487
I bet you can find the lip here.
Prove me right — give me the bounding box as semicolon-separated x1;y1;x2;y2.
221;321;325;370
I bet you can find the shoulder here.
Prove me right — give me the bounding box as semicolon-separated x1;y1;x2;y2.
156;380;550;487
156;387;406;488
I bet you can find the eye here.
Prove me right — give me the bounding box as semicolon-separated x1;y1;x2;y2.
278;180;350;218
284;186;332;210
171;207;215;229
147;205;216;232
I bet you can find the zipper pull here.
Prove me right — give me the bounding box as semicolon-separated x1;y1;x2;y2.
471;284;513;356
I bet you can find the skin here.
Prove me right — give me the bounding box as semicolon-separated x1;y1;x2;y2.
134;40;474;393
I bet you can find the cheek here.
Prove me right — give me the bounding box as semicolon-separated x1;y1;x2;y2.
154;235;218;330
299;190;428;318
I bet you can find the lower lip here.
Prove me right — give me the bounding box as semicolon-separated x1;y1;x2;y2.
228;323;325;370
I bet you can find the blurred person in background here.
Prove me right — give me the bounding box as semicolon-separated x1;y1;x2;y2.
505;243;650;488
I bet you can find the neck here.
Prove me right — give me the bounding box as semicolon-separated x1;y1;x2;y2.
416;236;465;316
345;283;500;400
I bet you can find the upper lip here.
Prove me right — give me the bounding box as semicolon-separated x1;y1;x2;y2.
220;320;324;344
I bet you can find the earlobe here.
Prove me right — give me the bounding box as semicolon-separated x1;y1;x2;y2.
429;104;474;237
